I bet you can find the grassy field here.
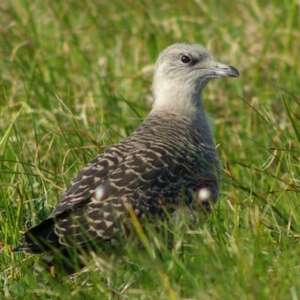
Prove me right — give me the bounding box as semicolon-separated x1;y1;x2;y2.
0;0;300;299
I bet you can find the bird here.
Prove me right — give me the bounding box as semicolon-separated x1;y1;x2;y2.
19;43;239;254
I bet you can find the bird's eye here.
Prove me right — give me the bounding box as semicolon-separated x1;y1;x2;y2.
180;55;191;64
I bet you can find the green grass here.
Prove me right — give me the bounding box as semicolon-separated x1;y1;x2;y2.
1;0;300;299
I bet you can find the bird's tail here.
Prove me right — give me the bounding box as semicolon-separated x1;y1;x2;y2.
16;218;60;253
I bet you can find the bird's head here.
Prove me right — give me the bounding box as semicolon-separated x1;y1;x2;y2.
152;43;239;113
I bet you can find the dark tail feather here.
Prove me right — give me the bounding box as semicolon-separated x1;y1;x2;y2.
17;218;60;253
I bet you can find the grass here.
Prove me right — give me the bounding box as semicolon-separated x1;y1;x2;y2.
0;0;300;299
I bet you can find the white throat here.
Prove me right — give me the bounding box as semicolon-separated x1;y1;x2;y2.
150;74;214;146
151;76;203;117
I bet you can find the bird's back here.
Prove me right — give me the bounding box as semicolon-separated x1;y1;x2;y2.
21;112;220;252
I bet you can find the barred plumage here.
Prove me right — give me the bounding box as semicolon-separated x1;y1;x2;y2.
20;43;239;253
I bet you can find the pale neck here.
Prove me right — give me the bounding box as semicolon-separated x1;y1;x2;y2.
150;83;214;145
151;81;204;117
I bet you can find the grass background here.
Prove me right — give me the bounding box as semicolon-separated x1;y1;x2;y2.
0;0;300;299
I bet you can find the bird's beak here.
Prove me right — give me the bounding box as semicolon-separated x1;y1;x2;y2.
208;62;240;78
